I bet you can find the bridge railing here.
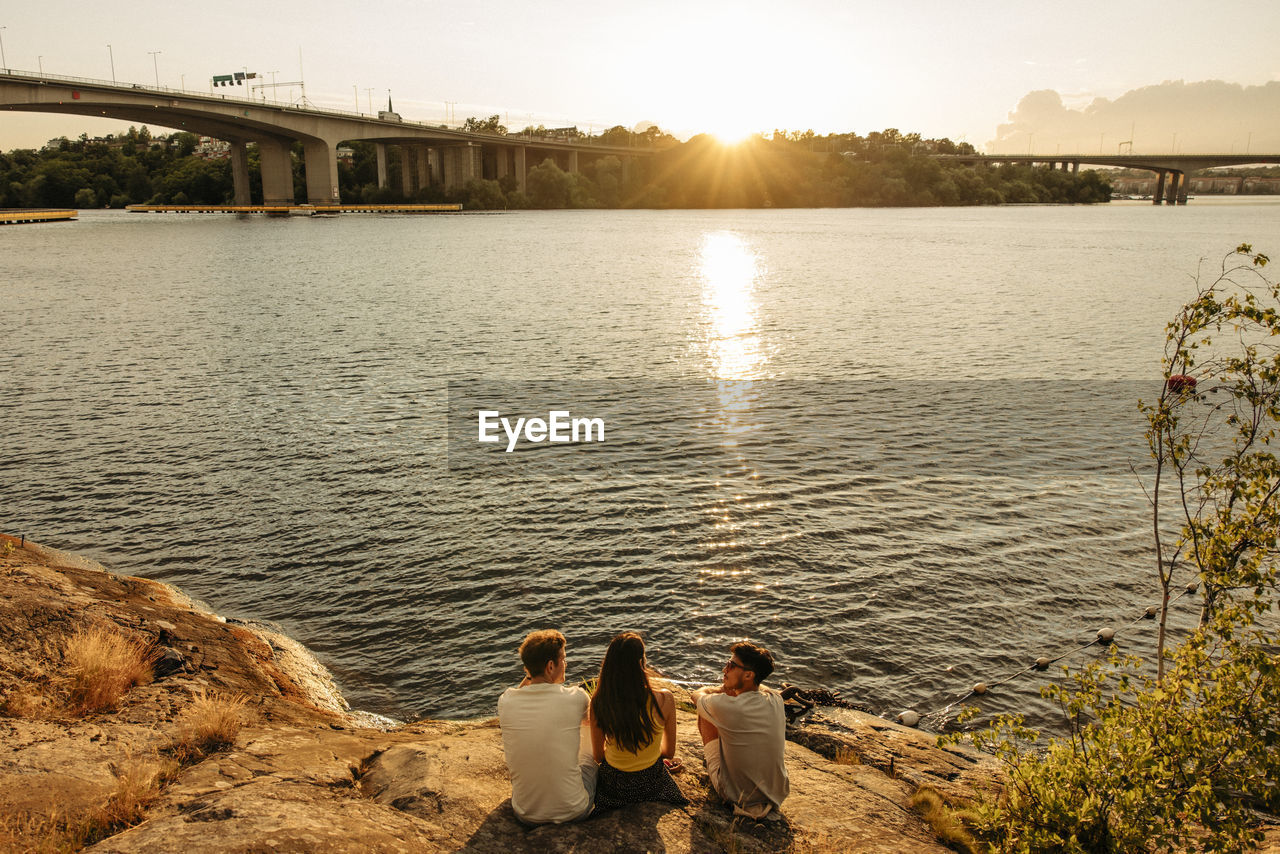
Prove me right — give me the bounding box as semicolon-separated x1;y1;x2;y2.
0;67;662;150
0;67;383;121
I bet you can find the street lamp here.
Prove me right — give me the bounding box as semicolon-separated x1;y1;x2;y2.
107;44;115;82
0;27;7;70
148;50;161;87
37;55;42;75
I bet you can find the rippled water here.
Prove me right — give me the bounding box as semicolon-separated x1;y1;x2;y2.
4;200;1278;729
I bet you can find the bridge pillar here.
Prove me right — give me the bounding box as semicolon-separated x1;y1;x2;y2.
1165;171;1180;205
567;150;579;173
514;146;527;193
417;146;431;189
1072;161;1079;174
303;139;341;206
230;141;251;205
442;144;480;190
375;143;388;189
429;148;442;187
495;146;509;180
1153;170;1167;205
1175;170;1189;205
399;146;413;197
257;138;295;205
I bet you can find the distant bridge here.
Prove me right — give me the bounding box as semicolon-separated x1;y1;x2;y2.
0;70;651;206
935;153;1280;204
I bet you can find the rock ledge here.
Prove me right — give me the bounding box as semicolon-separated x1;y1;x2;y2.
0;535;998;853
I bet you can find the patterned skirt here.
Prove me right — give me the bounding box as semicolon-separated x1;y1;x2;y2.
594;758;688;810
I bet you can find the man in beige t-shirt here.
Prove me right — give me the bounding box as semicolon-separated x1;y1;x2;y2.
692;642;789;819
498;630;596;824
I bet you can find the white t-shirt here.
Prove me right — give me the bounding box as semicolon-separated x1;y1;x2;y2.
696;688;790;814
497;682;590;823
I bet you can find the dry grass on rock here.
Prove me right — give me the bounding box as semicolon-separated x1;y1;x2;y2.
0;808;71;854
79;758;177;846
833;745;860;766
0;758;177;853
0;681;51;718
170;690;249;762
64;625;156;714
908;785;979;853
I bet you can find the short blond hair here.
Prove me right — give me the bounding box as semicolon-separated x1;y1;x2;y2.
518;630;565;677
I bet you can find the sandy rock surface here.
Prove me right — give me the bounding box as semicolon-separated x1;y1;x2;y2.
2;535;1002;852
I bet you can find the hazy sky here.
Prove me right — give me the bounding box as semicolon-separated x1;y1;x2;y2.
2;0;1278;151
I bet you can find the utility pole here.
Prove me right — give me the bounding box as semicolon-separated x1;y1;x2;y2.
37;55;42;75
107;44;115;83
148;50;161;87
0;27;7;70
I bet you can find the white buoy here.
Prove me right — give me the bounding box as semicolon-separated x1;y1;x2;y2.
898;710;920;728
972;682;987;695
1097;627;1116;643
1144;606;1158;618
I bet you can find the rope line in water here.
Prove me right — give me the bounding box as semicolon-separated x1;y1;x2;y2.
568;584;1203;734
895;582;1200;729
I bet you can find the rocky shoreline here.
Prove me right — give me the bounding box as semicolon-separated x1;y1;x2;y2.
1;534;1000;853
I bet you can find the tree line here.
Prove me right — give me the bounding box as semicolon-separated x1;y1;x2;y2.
0;123;1111;210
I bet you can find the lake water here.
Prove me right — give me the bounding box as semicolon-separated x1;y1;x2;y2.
4;199;1278;730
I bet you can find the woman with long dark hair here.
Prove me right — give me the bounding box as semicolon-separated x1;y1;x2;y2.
588;632;687;809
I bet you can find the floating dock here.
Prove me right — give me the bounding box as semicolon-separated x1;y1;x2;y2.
125;204;463;215
0;208;77;225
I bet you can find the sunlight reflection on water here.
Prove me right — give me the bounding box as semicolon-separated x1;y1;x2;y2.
699;231;769;381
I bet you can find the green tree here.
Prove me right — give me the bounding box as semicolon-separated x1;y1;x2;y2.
27;159;92;207
460;178;506;210
462;115;507;135
173;132;198;157
596;125;632;147
526;158;572;208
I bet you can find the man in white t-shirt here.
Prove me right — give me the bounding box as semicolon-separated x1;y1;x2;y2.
692;641;789;819
497;629;597;824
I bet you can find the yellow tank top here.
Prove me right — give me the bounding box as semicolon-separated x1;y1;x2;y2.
603;705;664;772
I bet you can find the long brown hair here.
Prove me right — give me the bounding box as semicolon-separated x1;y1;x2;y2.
590;632;660;754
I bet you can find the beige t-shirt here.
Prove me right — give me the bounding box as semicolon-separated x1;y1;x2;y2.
498;682;590;823
696;687;790;815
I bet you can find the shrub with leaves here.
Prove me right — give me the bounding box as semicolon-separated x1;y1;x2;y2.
953;245;1280;853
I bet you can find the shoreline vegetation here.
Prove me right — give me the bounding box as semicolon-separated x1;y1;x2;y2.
0;533;1001;853
1;124;1113;211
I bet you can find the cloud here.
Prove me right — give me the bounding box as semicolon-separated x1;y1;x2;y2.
989;80;1280;155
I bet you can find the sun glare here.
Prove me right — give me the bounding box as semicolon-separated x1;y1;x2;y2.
711;125;756;146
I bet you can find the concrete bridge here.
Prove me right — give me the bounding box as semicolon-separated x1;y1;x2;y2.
936;153;1280;204
0;70;650;206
